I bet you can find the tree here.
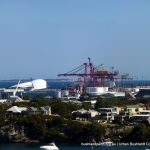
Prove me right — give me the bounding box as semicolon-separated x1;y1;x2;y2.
95;99;108;109
0;114;5;127
87;122;106;142
24;115;47;140
121;125;150;142
113;115;122;125
82;102;91;110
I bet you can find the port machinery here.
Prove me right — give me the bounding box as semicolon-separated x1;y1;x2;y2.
58;58;130;87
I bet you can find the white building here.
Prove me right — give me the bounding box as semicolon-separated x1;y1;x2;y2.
86;87;108;96
98;108;115;121
72;109;99;121
86;87;125;97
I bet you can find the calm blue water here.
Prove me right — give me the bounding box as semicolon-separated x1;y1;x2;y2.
0;143;149;150
0;79;150;89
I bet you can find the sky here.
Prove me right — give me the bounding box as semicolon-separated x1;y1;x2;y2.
0;0;150;80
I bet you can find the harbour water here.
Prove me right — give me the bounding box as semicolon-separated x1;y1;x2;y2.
0;143;149;150
0;79;150;89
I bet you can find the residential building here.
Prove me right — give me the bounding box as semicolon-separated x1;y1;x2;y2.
124;104;146;117
72;108;99;121
98;108;115;121
6;106;51;117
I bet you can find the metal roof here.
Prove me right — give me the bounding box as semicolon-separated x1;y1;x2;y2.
7;106;27;113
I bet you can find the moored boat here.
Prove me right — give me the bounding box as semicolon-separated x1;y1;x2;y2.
40;142;59;150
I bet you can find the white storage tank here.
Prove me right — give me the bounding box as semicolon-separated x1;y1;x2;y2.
64;90;69;96
56;90;62;98
61;90;69;97
86;87;108;96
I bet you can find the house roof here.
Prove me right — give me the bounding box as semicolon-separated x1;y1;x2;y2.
72;109;99;115
127;104;142;108
132;114;150;117
72;108;88;114
88;109;99;113
99;108;113;110
40;107;47;112
7;106;27;113
6;106;51;114
40;106;51;112
29;107;37;111
127;103;145;108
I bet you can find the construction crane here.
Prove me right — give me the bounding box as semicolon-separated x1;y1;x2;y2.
58;58;120;87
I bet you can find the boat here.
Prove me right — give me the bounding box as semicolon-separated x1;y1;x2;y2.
40;142;59;150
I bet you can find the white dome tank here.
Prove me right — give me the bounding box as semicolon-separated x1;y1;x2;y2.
86;87;108;96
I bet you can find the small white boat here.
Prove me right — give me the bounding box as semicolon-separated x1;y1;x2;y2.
40;142;59;150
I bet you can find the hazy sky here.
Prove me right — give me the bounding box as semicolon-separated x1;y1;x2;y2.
0;0;150;80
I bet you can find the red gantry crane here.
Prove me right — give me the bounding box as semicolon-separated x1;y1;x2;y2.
58;58;121;87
